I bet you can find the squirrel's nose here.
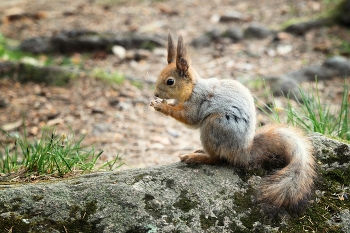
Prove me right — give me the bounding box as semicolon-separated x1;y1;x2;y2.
154;93;160;98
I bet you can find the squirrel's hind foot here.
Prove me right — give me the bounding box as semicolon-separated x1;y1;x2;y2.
179;151;219;165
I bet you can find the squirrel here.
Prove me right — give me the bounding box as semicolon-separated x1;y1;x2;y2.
150;34;316;212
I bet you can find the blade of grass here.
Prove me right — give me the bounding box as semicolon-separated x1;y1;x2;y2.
0;127;124;178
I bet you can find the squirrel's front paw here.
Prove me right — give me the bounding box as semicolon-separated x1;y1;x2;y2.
150;98;168;112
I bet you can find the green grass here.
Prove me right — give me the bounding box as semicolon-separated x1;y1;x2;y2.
0;33;80;67
93;67;125;84
321;0;344;17
0;128;124;177
0;33;28;62
259;79;350;141
340;39;350;55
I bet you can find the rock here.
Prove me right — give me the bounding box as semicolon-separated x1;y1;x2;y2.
191;29;225;48
286;56;350;82
284;18;333;36
338;210;350;232
210;14;220;23
219;11;251;22
19;30;166;54
207;28;222;41
112;45;126;60
264;75;301;100
287;65;336;82
276;44;293;55
191;34;212;48
244;23;272;39
19;37;54;54
51;30;113;53
266;48;277;57
224;27;244;43
322;56;350;77
0;134;350;232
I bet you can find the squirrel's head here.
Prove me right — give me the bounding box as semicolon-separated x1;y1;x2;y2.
154;34;197;103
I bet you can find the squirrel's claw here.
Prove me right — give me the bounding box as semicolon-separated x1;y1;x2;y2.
150;98;168;112
179;152;219;165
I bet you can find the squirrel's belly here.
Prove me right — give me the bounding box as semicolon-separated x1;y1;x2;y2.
199;113;252;163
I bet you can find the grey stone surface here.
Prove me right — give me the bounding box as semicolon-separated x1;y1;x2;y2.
264;75;301;100
284;18;332;36
287;65;336;82
244;23;272;39
191;34;212;48
323;56;350;77
224;27;244;43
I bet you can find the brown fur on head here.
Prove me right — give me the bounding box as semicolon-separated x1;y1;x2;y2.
154;34;197;103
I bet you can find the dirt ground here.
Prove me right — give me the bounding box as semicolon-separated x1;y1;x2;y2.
0;0;348;170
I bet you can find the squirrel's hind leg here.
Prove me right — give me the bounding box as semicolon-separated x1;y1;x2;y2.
179;151;219;165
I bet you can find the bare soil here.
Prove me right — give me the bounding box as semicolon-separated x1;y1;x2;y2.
0;0;348;170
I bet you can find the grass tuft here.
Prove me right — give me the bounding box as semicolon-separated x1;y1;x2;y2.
0;128;124;178
259;79;350;141
93;68;125;84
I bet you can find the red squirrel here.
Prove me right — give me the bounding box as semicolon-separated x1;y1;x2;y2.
150;34;316;211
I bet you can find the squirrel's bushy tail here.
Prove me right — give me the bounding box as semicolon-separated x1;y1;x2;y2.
251;124;316;211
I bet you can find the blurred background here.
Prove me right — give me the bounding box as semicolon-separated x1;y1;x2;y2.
0;0;349;171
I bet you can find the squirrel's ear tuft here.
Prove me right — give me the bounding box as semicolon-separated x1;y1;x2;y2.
176;35;190;76
167;34;176;64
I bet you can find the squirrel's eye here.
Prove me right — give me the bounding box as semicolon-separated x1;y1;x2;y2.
166;78;175;85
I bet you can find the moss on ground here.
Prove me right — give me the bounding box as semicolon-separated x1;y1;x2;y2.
173;190;199;213
0;62;75;86
0;200;99;233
